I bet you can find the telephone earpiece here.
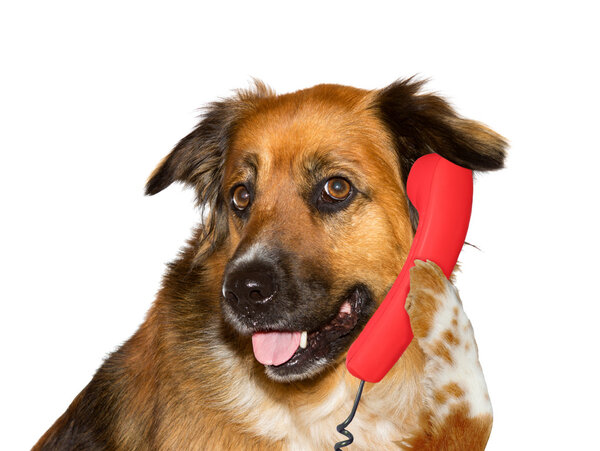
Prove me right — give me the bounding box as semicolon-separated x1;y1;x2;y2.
345;153;473;383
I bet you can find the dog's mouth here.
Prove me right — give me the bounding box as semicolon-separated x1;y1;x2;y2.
250;286;373;381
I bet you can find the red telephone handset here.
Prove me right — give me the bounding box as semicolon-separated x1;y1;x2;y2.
346;154;473;383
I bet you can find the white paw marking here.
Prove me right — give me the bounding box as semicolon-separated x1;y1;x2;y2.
418;274;492;420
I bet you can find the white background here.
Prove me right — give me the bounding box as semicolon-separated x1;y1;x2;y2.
1;1;599;449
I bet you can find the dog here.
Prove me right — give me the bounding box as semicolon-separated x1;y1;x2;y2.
34;78;506;450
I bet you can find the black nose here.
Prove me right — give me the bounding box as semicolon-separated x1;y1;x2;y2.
223;265;276;306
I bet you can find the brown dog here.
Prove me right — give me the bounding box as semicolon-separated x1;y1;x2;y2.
34;79;506;450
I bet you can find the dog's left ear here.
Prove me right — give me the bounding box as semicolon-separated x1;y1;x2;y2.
373;78;508;188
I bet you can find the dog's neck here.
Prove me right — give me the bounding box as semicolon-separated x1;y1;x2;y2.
196;321;426;449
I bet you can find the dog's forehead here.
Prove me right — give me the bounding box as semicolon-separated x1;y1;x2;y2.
225;85;399;181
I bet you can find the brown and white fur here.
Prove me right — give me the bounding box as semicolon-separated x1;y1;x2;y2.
34;79;506;450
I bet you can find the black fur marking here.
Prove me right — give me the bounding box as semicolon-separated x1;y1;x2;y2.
35;367;126;450
372;77;508;230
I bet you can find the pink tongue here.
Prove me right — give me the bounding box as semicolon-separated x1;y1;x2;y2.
251;331;301;366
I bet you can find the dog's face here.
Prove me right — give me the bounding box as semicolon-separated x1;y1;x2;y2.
218;86;413;381
146;80;506;382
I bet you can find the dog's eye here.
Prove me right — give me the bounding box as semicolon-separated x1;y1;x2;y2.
323;178;351;201
313;177;355;213
232;185;251;210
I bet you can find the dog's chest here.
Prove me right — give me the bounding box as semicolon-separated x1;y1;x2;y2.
242;379;412;450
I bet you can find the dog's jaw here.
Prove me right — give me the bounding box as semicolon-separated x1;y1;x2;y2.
222;284;375;383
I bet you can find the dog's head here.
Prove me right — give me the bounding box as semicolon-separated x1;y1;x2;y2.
146;79;506;382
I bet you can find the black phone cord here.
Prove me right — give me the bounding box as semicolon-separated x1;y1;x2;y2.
334;379;365;450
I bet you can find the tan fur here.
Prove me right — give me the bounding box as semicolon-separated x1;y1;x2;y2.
35;81;501;450
225;85;413;306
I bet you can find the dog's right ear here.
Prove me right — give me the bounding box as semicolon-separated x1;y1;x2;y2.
145;99;240;260
145;98;240;198
145;81;273;260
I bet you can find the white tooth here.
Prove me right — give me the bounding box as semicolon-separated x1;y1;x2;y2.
300;331;308;349
340;301;352;314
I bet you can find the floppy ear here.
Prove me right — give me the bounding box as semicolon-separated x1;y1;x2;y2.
145;99;237;260
145;83;272;260
373;77;508;229
145;97;244;197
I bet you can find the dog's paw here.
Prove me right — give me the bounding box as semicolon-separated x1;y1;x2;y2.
406;259;470;363
405;259;493;448
406;259;452;340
